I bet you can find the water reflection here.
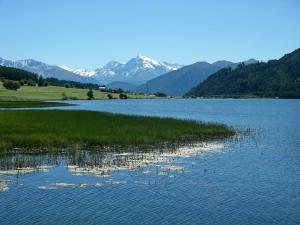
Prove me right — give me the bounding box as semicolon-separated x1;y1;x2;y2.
0;142;224;191
0;180;9;191
0;153;60;171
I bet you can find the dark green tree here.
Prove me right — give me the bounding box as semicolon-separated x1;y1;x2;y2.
155;92;167;97
62;92;68;100
119;93;128;99
87;89;94;100
38;75;45;86
3;80;21;91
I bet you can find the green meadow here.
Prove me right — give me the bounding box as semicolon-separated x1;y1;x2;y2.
0;81;148;101
0;110;234;152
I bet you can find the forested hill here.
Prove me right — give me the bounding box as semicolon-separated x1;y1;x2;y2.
0;65;38;81
185;49;300;98
0;65;100;89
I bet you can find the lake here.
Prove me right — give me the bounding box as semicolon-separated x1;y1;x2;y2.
1;99;300;225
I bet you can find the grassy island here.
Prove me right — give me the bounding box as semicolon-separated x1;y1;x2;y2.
0;110;234;152
0;100;71;108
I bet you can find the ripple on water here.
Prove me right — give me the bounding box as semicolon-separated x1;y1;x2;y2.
0;142;225;192
0;180;10;192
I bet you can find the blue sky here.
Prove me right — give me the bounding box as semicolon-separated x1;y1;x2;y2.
0;0;299;68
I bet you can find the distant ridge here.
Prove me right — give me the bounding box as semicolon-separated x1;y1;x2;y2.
134;59;258;96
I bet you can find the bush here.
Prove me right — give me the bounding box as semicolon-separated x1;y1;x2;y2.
62;92;78;100
119;93;128;99
20;79;26;86
87;89;94;100
154;92;167;97
62;92;68;100
3;80;21;91
27;79;36;86
107;94;113;99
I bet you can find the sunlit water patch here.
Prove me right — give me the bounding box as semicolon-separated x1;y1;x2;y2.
0;142;224;192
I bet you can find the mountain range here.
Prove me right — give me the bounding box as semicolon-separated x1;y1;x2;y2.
0;58;99;84
0;55;259;97
0;56;181;87
186;48;300;98
95;55;182;85
61;55;182;85
134;59;258;96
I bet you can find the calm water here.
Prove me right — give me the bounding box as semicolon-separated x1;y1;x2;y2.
1;99;300;225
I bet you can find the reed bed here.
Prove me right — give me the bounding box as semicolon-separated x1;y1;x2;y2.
0;110;234;152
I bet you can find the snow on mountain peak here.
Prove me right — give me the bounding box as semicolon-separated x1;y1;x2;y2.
102;61;123;70
92;55;183;84
58;55;183;80
136;55;183;71
136;55;160;66
59;65;73;71
59;65;96;77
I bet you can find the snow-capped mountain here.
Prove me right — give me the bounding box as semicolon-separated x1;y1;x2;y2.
61;55;182;85
0;57;99;84
0;55;182;85
92;55;182;84
59;65;96;77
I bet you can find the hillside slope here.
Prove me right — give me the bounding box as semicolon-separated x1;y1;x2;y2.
186;49;300;98
135;59;257;96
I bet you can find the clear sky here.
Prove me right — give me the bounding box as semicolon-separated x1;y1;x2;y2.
0;0;299;68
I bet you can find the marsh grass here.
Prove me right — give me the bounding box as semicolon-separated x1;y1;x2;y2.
0;100;71;108
0;110;234;152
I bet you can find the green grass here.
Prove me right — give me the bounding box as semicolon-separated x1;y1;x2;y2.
0;81;151;101
0;100;71;108
0;110;234;152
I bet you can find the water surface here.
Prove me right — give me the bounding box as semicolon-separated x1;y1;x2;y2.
1;99;300;225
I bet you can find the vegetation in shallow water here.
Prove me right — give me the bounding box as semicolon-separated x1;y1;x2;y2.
0;110;234;152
